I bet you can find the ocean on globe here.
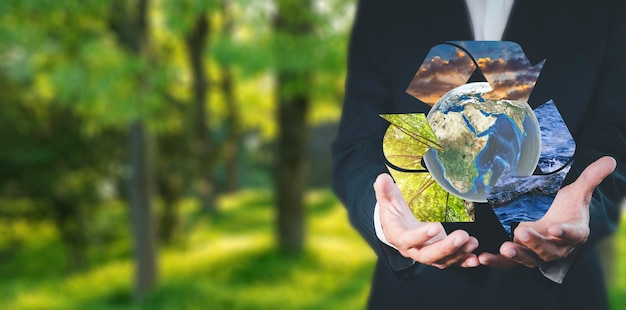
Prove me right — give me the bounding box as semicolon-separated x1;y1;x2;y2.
423;82;541;202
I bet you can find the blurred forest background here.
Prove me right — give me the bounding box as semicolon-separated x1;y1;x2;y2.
0;0;624;309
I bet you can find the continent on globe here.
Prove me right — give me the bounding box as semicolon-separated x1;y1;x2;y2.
427;111;487;193
423;82;541;202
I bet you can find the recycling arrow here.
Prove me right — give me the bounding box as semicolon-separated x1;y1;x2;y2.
406;41;545;105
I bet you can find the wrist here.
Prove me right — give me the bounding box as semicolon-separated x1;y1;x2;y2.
374;202;398;250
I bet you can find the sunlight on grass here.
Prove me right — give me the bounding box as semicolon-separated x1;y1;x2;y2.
4;261;134;309
12;289;68;310
119;189;375;310
63;262;133;302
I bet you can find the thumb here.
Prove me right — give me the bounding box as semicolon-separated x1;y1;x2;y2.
573;156;616;200
374;173;402;205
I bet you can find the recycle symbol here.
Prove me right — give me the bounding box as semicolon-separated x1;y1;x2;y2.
381;41;575;234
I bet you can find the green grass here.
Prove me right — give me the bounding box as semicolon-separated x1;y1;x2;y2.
0;190;624;309
0;190;376;309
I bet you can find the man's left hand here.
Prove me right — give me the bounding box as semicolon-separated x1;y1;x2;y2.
479;156;617;269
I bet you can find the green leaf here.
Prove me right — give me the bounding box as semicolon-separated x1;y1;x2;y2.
381;113;442;170
387;167;471;222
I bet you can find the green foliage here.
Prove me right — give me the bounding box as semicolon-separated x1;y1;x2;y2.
382;113;441;169
0;0;358;302
211;35;273;75
162;0;220;35
0;73;123;199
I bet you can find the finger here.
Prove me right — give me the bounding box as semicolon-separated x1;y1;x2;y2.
459;238;480;268
422;235;478;267
462;236;479;253
573;156;616;202
500;242;543;268
417;230;471;265
515;226;565;261
395;223;444;251
514;226;550;252
373;173;406;211
441;236;479;267
478;252;517;269
434;253;479;269
460;254;480;268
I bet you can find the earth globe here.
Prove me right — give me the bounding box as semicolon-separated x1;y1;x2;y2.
422;82;541;202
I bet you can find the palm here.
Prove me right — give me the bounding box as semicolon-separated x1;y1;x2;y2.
479;156;616;268
375;174;480;268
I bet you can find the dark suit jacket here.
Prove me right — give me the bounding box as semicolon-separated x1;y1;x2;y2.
332;0;626;309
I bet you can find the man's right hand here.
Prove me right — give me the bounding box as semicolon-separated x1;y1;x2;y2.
374;173;480;269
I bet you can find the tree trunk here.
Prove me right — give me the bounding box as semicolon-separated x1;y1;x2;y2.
220;0;240;192
108;0;158;298
186;13;217;214
273;0;314;254
128;121;157;298
275;77;309;253
221;66;240;192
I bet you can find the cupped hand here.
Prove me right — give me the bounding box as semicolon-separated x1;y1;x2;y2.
375;173;480;269
479;156;617;268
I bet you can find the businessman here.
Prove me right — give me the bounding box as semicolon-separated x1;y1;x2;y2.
332;0;626;308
